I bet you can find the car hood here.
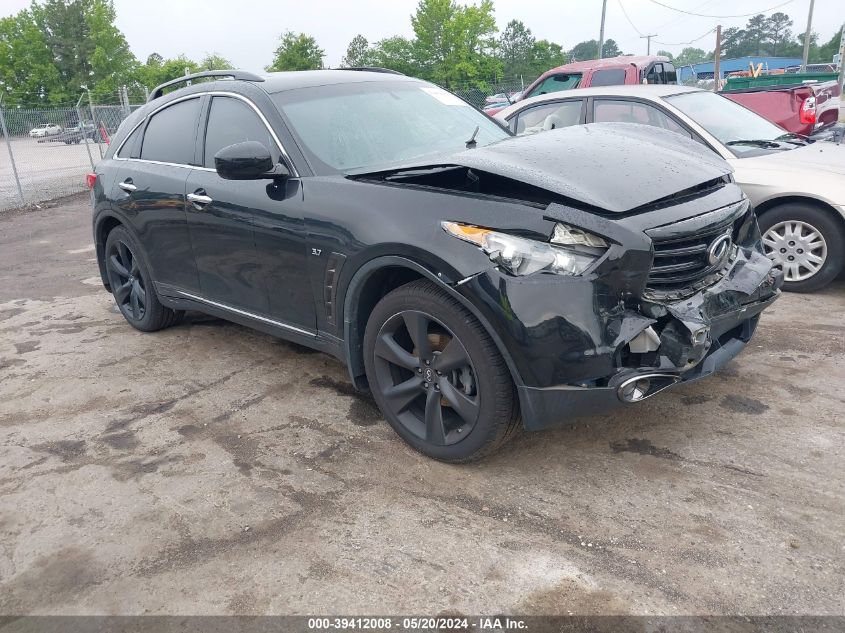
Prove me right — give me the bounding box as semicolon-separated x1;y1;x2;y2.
353;123;732;213
733;141;845;177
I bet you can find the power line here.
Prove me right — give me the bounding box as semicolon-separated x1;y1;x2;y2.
618;0;645;37
647;0;793;19
653;27;718;46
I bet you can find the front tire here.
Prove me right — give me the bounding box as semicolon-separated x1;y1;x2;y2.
758;203;845;293
104;226;183;332
363;280;520;462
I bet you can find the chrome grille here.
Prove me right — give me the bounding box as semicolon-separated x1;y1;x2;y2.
647;217;737;292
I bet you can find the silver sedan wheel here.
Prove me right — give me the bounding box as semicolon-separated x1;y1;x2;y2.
761;220;827;282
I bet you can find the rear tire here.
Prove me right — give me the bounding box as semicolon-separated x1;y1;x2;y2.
758;203;844;293
104;226;183;332
363;279;520;462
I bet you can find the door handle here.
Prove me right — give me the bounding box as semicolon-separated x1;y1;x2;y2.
187;190;213;209
118;179;136;192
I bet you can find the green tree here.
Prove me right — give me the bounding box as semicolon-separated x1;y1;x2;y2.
498;19;535;77
0;8;61;106
131;54;199;92
342;34;376;67
199;52;233;71
674;47;709;66
813;25;843;63
767;12;793;56
370;36;418;76
266;31;324;71
409;0;500;87
656;50;674;60
569;38;622;61
530;40;566;75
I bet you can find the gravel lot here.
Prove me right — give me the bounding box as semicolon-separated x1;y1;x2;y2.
0;195;843;615
0;137;104;211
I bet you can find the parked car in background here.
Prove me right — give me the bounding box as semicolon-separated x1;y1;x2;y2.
484;55;676;116
721;74;840;137
28;123;62;137
90;69;780;461
57;123;100;144
496;84;845;292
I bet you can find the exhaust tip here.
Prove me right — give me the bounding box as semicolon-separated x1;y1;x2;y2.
617;374;681;403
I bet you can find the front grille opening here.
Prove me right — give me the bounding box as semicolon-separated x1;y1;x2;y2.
646;216;739;296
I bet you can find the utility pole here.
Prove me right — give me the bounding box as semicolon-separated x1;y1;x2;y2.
838;24;844;122
598;0;608;59
801;0;815;72
640;34;657;55
713;25;722;92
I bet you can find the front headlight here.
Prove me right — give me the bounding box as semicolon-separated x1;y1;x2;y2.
442;221;608;277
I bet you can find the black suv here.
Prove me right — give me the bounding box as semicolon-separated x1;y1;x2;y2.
90;69;782;461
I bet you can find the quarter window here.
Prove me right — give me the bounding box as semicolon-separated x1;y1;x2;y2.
140;97;201;165
590;69;627;87
117;124;142;159
513;100;582;135
203;97;277;168
593;99;692;137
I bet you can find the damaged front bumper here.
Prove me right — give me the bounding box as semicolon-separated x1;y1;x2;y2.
458;243;782;431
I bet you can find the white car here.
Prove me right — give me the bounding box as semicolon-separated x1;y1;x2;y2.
496;85;845;292
29;123;62;137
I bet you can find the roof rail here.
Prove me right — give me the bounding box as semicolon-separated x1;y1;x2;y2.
148;70;265;102
341;67;405;76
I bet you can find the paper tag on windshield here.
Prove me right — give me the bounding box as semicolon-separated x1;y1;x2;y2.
421;87;465;106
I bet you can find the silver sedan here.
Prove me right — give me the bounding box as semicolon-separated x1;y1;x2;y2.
495;85;845;292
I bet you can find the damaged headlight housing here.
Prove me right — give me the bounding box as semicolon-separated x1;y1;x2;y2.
442;221;608;277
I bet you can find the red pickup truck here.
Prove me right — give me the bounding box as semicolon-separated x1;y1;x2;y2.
484;55;677;116
722;77;841;137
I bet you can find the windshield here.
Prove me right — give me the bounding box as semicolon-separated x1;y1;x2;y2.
665;91;794;157
272;81;509;174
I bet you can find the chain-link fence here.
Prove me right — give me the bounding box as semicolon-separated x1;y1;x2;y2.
451;76;536;109
0;103;140;211
0;76;538;212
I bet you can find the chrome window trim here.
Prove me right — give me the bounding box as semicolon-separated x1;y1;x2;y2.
175;290;316;337
113;91;299;177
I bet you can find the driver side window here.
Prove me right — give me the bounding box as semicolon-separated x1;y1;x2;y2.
203;97;277;169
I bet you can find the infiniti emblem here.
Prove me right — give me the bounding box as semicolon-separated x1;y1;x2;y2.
707;233;732;266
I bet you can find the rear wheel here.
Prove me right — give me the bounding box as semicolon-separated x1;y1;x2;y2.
758;203;844;292
363;280;520;462
104;226;183;332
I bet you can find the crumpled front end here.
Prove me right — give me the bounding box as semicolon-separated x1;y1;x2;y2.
455;186;782;430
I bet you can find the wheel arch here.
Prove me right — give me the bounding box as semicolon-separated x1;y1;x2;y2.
754;195;845;234
341;256;525;395
94;211;136;291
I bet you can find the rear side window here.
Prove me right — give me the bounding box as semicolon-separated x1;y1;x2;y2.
203;97;276;168
116;124;142;159
527;73;582;98
140;98;201;165
663;63;677;84
590;69;627;87
593;99;692;138
513;100;582;135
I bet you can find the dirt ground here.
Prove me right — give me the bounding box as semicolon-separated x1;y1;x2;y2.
0;195;843;616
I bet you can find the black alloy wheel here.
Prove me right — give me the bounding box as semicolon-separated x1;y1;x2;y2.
364;280;520;462
372;310;480;446
107;239;147;322
104;226;183;332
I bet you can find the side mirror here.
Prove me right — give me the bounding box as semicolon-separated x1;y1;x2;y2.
214;141;289;180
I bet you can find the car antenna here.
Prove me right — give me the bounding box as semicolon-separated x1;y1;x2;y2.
465;126;480;149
